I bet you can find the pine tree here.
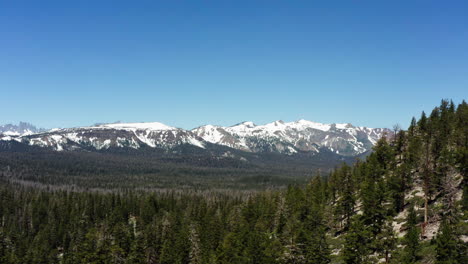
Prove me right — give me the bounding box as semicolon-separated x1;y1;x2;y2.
402;205;420;263
299;178;331;264
189;223;202;264
334;164;355;230
301;225;330;264
420;110;434;233
375;220;397;263
159;214;178;264
342;216;371;264
128;236;146;264
361;155;387;235
218;232;250;264
435;220;461;264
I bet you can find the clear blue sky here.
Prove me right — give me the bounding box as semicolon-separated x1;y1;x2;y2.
1;1;467;129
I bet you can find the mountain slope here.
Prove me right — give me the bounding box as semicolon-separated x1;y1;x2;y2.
0;120;389;157
9;122;206;151
192;120;389;156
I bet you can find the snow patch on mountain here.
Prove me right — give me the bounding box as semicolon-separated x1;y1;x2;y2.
192;120;389;156
2;122;206;151
1;120;389;155
97;122;175;131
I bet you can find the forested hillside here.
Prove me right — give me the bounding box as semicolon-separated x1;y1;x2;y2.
0;100;466;263
0;138;362;190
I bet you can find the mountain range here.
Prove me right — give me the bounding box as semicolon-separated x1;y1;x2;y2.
0;120;390;157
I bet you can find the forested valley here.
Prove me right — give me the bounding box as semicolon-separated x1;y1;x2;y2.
0;100;467;263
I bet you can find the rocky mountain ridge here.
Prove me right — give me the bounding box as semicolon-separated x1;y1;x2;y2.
0;120;390;156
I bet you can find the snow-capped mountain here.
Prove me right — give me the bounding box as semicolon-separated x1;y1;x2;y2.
2;122;205;151
192;120;390;156
0;122;44;136
0;120;390;156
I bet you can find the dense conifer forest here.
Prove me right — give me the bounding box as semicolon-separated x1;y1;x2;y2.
0;100;467;263
0;140;359;191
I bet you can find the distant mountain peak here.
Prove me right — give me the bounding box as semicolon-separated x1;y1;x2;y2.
272;120;285;126
241;121;256;127
231;121;256;128
0;119;390;156
0;122;45;136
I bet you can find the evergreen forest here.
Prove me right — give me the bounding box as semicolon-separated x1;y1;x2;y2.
0;100;467;263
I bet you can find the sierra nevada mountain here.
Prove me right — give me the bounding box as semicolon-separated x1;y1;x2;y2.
1;122;205;152
1;120;390;156
192;119;389;156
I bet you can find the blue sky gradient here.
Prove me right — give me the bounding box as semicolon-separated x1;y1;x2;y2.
1;1;467;129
